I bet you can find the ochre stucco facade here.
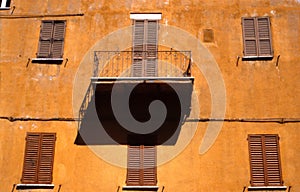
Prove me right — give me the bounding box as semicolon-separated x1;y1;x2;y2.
0;0;299;192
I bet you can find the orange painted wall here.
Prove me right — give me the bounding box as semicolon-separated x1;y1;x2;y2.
0;0;299;191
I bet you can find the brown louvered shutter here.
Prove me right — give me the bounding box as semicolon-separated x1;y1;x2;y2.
132;20;158;77
248;135;265;186
142;146;157;185
132;20;145;77
22;133;56;184
242;17;273;58
264;135;282;186
145;20;158;77
22;133;40;183
248;135;282;186
127;146;142;186
127;145;157;186
52;21;66;58
37;133;56;183
242;18;257;57
257;17;273;56
37;21;54;58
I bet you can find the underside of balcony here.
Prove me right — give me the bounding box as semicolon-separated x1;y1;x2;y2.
75;50;194;146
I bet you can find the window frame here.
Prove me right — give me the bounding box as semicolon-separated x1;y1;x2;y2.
0;0;11;9
248;134;283;187
242;16;273;59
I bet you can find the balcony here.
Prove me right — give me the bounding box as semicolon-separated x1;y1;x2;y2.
76;50;194;145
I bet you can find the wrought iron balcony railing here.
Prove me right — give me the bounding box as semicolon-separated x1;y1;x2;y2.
93;50;192;78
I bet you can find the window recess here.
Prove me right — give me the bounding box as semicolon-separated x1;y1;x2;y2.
242;17;273;59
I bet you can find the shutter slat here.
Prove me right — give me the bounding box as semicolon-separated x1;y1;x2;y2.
132;59;143;77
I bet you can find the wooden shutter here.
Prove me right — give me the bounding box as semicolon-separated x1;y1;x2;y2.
127;146;142;186
257;17;272;56
248;135;282;186
37;21;66;58
142;146;157;185
127;145;157;186
37;134;56;183
248;135;265;186
132;20;158;77
242;18;257;57
22;133;56;184
37;21;54;58
22;133;40;183
132;20;145;77
145;20;158;77
242;17;273;58
52;21;66;58
264;135;282;186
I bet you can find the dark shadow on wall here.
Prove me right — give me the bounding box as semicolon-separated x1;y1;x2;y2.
75;81;193;146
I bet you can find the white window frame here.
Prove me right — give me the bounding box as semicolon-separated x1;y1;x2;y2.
0;0;10;9
130;13;162;20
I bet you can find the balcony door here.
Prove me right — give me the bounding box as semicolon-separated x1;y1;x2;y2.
132;19;158;77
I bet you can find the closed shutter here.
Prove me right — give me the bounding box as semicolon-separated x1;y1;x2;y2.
248;135;282;186
37;21;54;58
127;146;142;186
22;133;56;184
248;135;265;186
142;146;157;185
52;21;66;58
37;21;66;58
37;134;56;183
127;145;157;186
22;133;40;183
132;20;158;77
242;17;273;58
132;20;145;77
264;135;282;186
145;20;158;77
257;17;272;56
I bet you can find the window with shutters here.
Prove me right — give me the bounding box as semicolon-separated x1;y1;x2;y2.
132;19;159;77
242;17;273;59
248;134;283;187
36;20;66;59
127;145;157;186
0;0;10;9
21;133;56;184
